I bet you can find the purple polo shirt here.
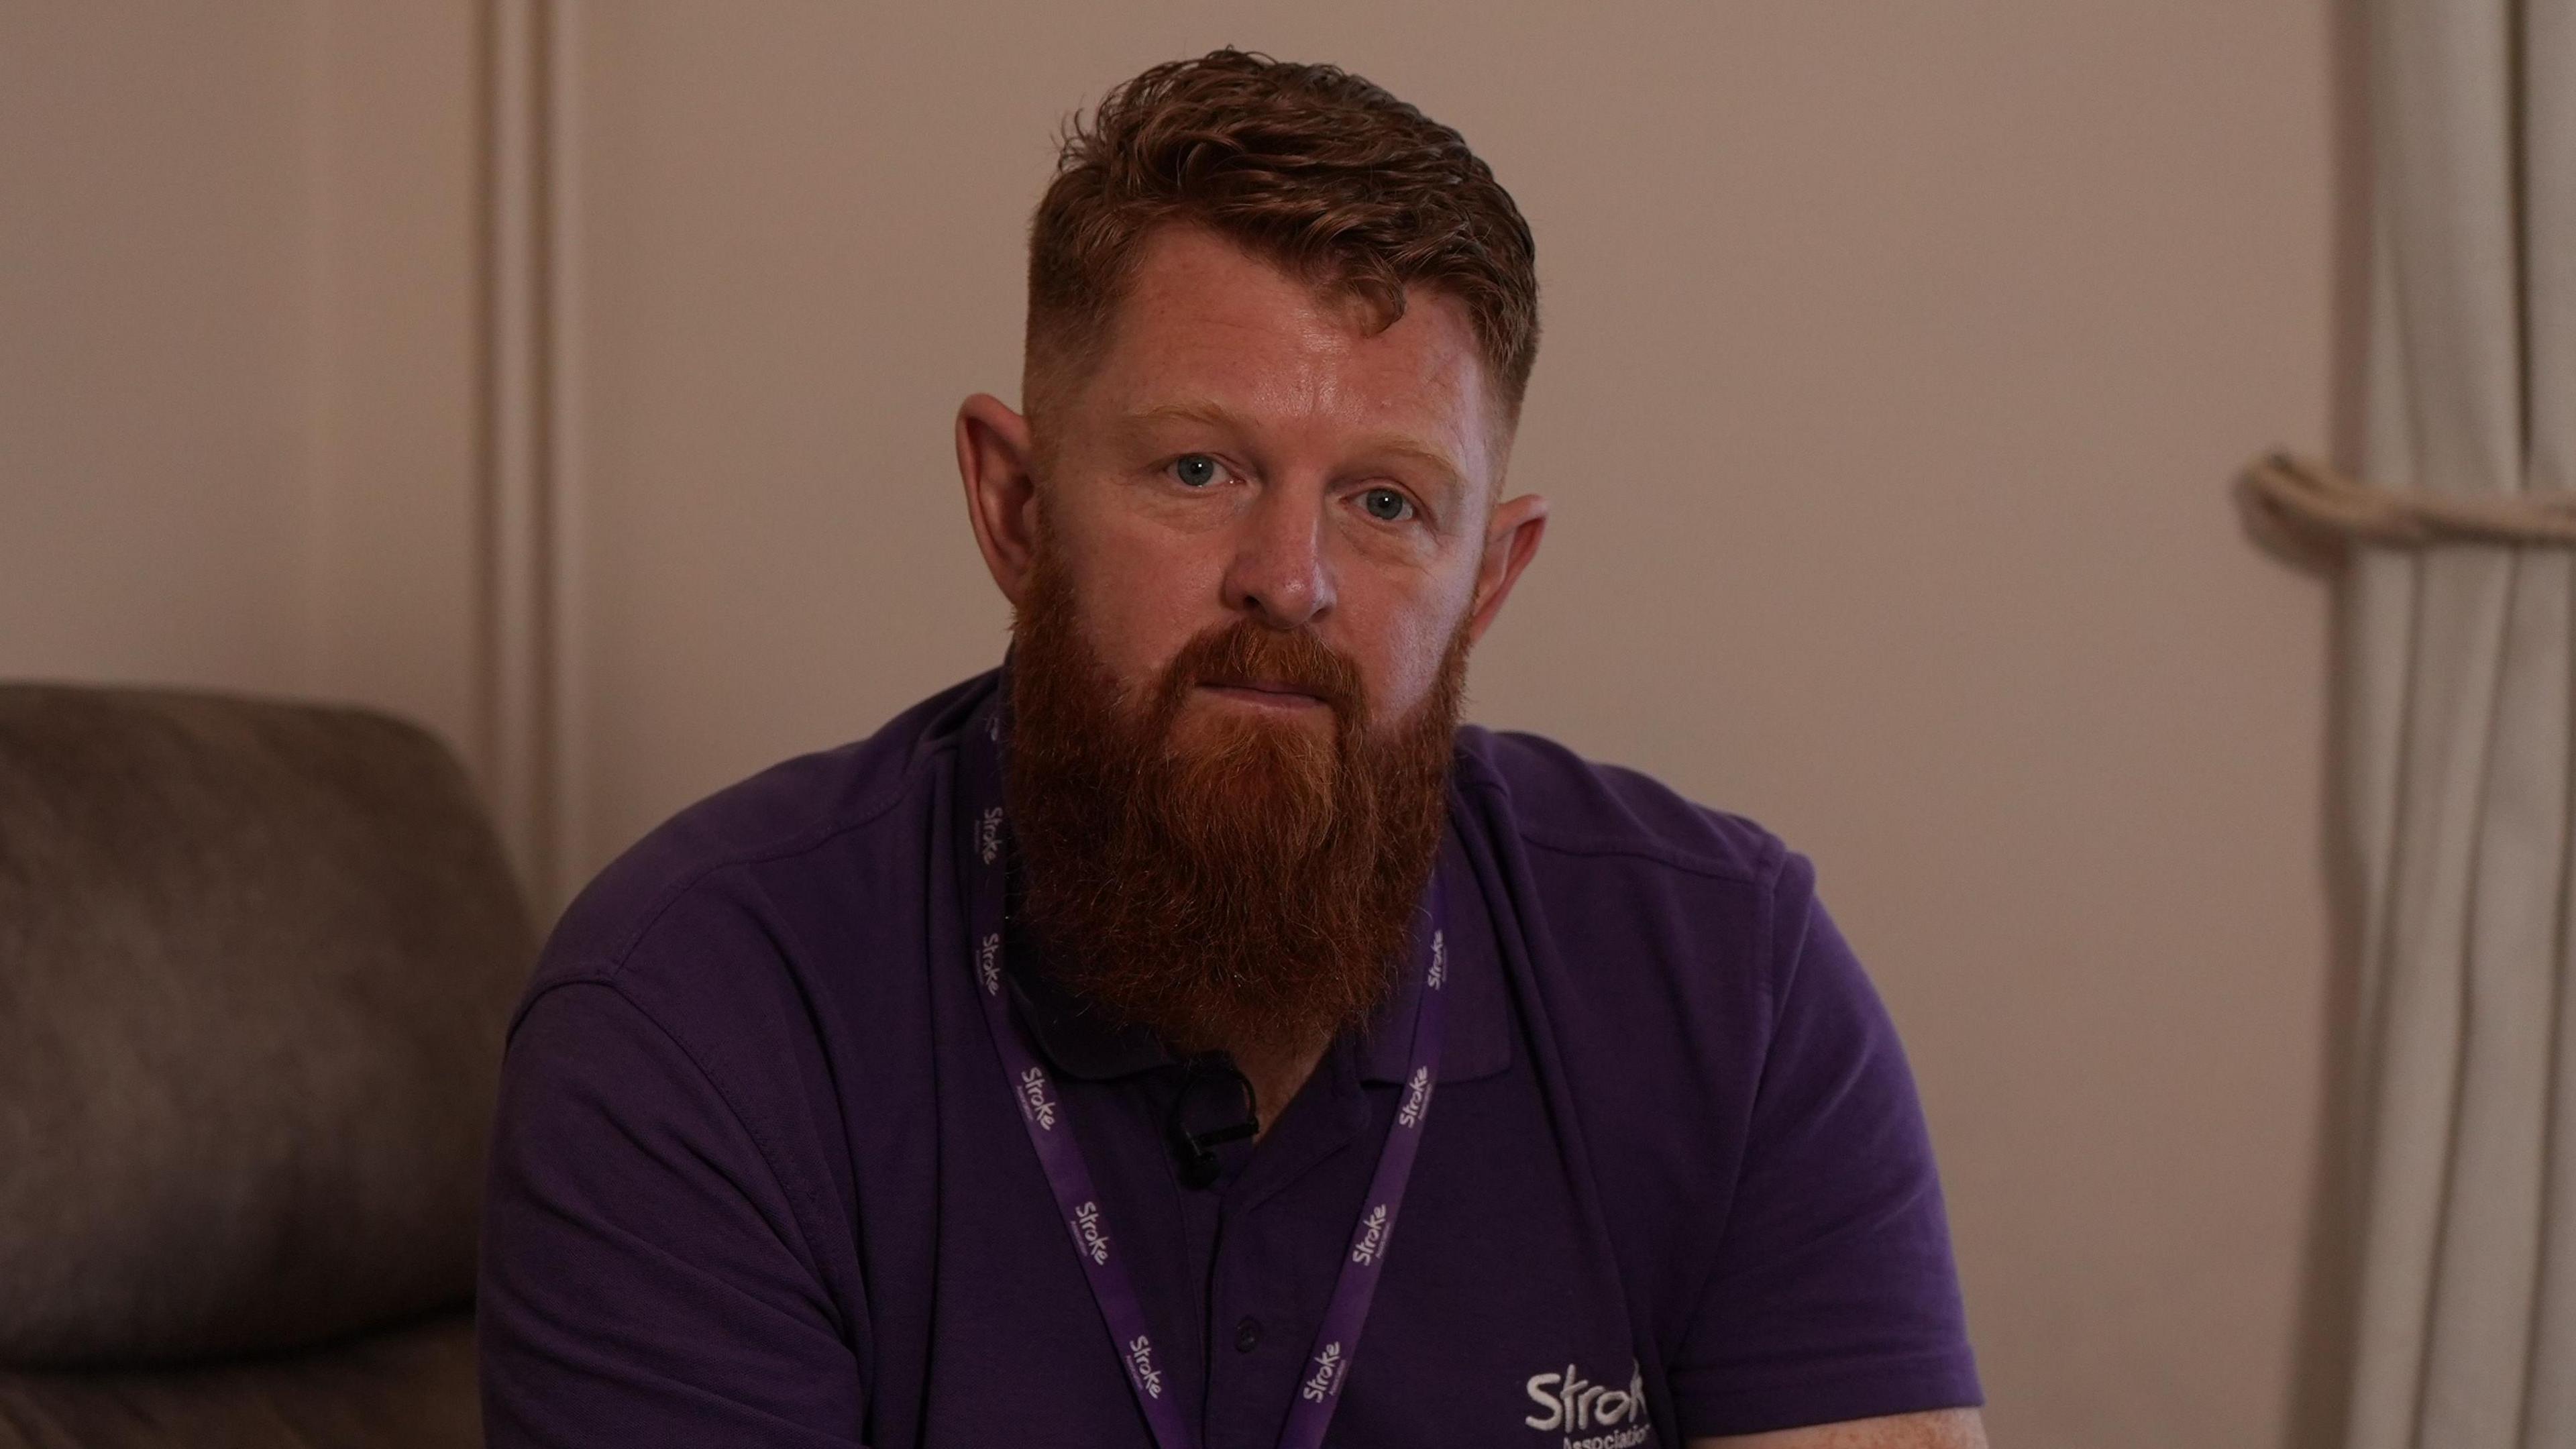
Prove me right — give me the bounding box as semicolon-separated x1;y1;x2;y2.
478;669;1980;1446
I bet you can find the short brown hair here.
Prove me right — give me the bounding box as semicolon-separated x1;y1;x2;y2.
1025;49;1540;424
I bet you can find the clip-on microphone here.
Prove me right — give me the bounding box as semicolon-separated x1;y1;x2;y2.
1166;1053;1259;1189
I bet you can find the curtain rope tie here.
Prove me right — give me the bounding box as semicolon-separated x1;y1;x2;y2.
2241;451;2576;549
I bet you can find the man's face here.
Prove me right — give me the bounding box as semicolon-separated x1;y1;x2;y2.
957;223;1546;1050
994;224;1523;744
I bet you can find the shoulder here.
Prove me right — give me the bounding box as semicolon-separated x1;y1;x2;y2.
1444;731;1962;1384
484;678;995;1289
1446;722;1833;1086
521;672;994;1016
1452;724;1796;894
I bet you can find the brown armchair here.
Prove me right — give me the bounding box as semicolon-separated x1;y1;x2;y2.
0;686;533;1446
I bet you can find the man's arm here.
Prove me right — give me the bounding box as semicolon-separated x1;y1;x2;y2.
480;979;867;1446
1662;848;1984;1437
1695;1407;1990;1448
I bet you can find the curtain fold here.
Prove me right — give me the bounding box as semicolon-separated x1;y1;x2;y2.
2342;1;2575;1446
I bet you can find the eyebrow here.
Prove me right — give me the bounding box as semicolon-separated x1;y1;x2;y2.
1119;400;1470;503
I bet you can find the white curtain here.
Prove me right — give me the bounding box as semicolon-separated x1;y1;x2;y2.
2342;0;2575;1444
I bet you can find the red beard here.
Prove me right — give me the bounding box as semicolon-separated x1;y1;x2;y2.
1004;538;1470;1058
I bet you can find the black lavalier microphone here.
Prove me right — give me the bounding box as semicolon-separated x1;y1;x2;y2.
1165;1053;1259;1189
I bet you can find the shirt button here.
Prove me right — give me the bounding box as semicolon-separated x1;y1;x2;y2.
1234;1317;1263;1353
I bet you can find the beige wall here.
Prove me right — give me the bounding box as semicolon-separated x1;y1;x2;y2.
3;4;317;698
0;1;484;771
1;3;2351;1444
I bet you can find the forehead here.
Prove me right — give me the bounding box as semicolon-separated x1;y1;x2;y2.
1078;225;1503;478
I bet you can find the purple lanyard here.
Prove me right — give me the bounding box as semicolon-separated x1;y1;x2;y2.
959;694;1450;1449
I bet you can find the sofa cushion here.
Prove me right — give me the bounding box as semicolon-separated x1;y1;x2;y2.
0;688;531;1364
0;1309;478;1448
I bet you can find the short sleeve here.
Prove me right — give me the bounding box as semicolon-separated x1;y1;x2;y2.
478;979;868;1446
1666;857;1982;1436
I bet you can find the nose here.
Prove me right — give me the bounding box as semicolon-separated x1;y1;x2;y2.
1220;484;1334;629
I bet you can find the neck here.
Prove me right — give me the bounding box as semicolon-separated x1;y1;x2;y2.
1216;1032;1332;1141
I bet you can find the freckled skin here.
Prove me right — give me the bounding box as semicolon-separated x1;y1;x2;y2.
955;224;1548;747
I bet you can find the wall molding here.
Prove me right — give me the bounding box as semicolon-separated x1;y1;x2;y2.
477;0;582;910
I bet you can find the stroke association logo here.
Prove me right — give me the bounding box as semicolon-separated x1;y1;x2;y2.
1016;1065;1059;1130
977;806;1004;865
1070;1200;1111;1265
1428;930;1448;989
1397;1065;1433;1127
977;932;1002;996
1523;1361;1652;1448
1125;1334;1165;1399
1348;1203;1390;1265
1300;1342;1346;1403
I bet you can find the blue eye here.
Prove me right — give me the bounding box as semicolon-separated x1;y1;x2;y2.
1172;455;1222;488
1360;488;1415;523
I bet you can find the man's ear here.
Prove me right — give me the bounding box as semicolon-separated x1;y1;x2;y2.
1464;492;1548;647
956;393;1041;608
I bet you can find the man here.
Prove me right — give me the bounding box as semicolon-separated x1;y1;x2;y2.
480;49;1984;1448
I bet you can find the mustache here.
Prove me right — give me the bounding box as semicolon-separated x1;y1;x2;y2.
1155;618;1366;720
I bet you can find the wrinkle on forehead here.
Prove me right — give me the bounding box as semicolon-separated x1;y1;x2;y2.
1097;227;1502;486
